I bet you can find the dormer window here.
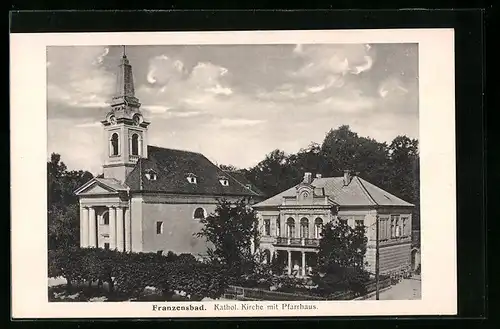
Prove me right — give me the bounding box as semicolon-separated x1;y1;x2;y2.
218;175;229;186
186;173;197;184
145;169;157;181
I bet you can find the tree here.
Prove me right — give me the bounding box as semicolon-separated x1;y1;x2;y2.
314;219;370;297
387;136;420;229
195;198;260;283
219;164;239;172
245;149;299;197
320;125;390;186
47;153;93;249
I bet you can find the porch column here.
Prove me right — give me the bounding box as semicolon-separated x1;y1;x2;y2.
109;206;117;250
81;207;89;247
301;251;306;277
287;250;292;275
88;207;96;247
124;207;131;252
116;207;124;252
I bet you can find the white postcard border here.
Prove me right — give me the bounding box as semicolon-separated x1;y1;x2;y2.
10;29;456;318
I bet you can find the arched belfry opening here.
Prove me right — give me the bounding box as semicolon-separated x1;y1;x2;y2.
110;133;119;156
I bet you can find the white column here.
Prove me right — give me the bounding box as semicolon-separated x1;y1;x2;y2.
109;207;116;250
116;207;124;252
81;207;89;247
124;207;131;252
287;251;292;275
301;252;306;277
88;207;96;247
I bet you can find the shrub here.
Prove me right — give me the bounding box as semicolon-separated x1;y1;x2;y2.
48;247;228;301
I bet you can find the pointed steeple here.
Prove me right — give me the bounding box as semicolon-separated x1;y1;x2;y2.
111;45;140;109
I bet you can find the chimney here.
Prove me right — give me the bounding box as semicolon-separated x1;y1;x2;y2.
303;172;312;184
316;173;322;179
343;170;353;186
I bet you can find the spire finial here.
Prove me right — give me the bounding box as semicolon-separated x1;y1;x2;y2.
122;45;126;58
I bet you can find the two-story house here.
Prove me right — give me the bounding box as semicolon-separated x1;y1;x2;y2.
253;171;415;277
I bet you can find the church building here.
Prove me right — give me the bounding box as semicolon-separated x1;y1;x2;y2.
253;171;415;277
74;49;264;256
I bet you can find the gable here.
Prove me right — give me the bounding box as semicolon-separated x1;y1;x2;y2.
75;180;118;196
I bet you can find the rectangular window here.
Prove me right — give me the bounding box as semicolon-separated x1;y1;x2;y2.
104;243;110;250
264;219;271;236
156;221;163;235
401;217;407;237
355;219;364;227
391;215;400;238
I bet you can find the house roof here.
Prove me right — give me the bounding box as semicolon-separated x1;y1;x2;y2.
222;170;265;196
124;145;264;197
253;176;414;208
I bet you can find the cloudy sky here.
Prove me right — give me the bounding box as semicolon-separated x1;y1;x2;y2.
47;43;418;175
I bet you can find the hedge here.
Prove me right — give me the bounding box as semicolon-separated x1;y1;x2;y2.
48;247;227;300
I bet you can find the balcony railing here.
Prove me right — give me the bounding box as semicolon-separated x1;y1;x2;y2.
274;237;320;247
304;238;320;247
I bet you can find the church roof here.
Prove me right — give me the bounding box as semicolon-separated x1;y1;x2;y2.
222;170;265;196
253;176;414;208
124;145;264;197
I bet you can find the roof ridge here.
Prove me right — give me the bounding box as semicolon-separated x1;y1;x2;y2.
354;176;378;206
359;177;414;206
221;169;260;196
147;144;204;156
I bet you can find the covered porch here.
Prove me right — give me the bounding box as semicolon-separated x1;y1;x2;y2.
262;248;319;277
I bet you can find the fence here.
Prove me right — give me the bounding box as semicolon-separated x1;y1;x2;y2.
224;276;392;301
224;285;327;301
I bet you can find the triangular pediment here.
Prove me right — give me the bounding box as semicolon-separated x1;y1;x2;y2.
75;179;119;196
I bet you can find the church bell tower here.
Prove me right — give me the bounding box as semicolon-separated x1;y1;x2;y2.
101;46;150;183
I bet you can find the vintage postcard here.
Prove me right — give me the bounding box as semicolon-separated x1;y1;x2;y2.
10;29;456;318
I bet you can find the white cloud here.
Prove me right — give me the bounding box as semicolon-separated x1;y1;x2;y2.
378;77;409;99
216;118;265;127
293;44;303;54
146;55;185;85
167;111;201;118
142;105;172;113
47;46;114;109
94;47;109;64
350;56;373;75
206;84;233;95
320;95;375;113
75;121;102;128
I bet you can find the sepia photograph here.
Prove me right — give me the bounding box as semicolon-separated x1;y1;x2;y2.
46;42;421;303
11;29;456;318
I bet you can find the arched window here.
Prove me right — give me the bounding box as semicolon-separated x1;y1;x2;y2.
101;211;109;225
193;207;206;220
131;134;139;156
314;218;323;238
300;218;309;238
110;133;119;156
286;218;295;238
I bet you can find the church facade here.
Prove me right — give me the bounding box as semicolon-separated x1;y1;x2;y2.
253;171;415;277
74;50;264;257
